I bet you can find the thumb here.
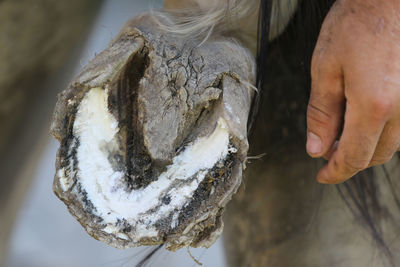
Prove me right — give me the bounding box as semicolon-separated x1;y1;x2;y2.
307;65;345;158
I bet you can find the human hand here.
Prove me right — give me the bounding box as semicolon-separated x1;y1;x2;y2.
306;0;400;184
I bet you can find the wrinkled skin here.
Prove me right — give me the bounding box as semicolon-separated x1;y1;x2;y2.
307;0;400;184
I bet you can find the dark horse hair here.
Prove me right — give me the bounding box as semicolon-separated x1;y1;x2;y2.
137;0;399;266
255;0;399;266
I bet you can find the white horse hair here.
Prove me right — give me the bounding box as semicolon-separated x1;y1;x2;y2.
152;0;299;49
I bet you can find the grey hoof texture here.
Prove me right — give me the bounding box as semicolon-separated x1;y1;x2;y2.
51;13;255;251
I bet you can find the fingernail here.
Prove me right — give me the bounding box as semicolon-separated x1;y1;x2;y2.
307;132;322;155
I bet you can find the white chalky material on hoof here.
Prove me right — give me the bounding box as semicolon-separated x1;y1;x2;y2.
51;16;256;249
71;87;232;241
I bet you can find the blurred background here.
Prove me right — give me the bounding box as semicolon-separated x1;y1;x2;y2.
0;0;226;266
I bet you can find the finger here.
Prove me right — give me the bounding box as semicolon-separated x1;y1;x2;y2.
369;123;400;167
307;51;345;158
323;140;339;161
317;101;386;184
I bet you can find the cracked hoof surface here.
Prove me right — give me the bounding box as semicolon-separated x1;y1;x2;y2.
51;13;255;250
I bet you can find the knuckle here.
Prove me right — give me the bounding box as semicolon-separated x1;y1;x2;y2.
370;96;393;119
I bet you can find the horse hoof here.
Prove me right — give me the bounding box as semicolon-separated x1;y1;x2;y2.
51;13;255;251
